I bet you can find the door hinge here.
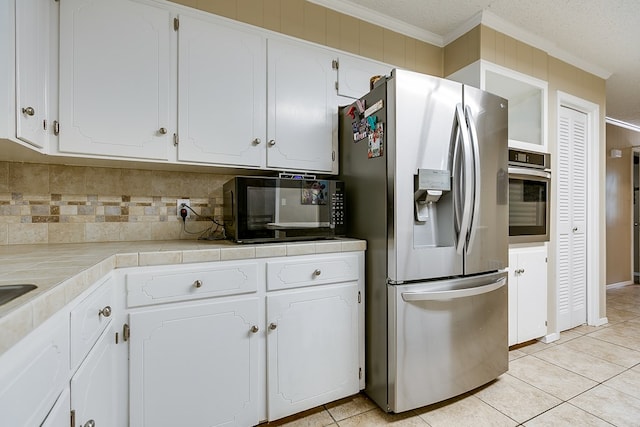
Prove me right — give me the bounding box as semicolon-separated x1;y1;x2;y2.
43;119;47;131
70;409;75;427
53;120;59;136
358;291;361;303
359;367;362;379
545;320;548;326
335;81;339;91
123;323;130;342
332;150;336;162
332;59;339;70
545;257;548;263
173;133;179;146
174;17;179;31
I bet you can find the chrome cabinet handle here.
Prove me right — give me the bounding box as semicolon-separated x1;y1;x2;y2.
99;306;112;318
268;139;276;146
313;269;322;277
159;127;167;134
84;419;95;427
250;325;259;333
194;280;203;288
253;138;261;145
269;322;277;330
22;106;35;116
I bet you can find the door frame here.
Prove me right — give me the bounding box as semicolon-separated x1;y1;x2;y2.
556;91;604;328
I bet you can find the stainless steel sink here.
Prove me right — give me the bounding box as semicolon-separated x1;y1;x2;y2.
0;284;37;306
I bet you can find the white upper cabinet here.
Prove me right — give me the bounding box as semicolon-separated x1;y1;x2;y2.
177;14;267;167
58;0;172;160
448;60;548;153
335;53;392;100
15;0;50;149
267;38;338;173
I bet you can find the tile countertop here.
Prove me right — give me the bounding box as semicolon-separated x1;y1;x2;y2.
0;238;367;356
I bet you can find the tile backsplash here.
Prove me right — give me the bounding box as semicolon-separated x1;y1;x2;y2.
0;161;235;245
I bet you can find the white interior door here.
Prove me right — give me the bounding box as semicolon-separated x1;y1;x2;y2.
634;154;639;283
557;106;588;331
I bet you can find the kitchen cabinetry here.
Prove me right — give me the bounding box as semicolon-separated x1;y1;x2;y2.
15;0;51;149
124;251;363;425
41;388;70;427
508;245;548;346
58;0;172;160
447;60;548;152
176;13;267;168
68;274;120;427
335;53;393;100
266;38;338;173
0;309;70;426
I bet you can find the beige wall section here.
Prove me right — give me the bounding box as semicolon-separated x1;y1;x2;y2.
606;124;640;285
169;0;443;76
443;26;480;77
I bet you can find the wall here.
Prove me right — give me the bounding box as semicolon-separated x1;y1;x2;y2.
0;162;231;245
606;123;640;285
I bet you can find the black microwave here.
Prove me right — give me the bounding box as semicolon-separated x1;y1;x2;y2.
223;177;346;243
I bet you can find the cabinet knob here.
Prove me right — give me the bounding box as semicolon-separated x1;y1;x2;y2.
269;322;277;330
194;279;203;288
253;138;262;145
313;269;322;277
22;106;35;116
250;325;259;333
159;127;167;134
572;227;578;232
84;419;95;427
268;139;276;146
99;305;112;318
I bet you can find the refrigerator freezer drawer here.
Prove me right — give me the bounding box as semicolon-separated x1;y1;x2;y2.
388;271;508;413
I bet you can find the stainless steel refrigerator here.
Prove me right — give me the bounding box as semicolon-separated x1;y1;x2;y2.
339;69;509;413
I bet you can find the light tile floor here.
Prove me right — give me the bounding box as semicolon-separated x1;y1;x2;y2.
263;284;640;427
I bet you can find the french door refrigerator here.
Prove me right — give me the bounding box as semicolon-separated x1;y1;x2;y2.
339;69;509;413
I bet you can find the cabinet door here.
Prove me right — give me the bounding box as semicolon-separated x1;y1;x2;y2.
129;297;261;427
70;327;118;427
41;387;70;427
267;282;359;421
15;0;49;148
267;38;338;173
336;54;392;99
177;14;266;167
59;0;171;160
516;249;548;342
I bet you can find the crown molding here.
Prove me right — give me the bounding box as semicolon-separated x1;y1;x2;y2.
606;117;640;133
306;0;444;46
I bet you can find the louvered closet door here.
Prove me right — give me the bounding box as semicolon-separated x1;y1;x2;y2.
557;106;588;331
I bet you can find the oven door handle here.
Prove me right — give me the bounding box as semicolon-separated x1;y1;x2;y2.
401;277;506;302
508;167;551;180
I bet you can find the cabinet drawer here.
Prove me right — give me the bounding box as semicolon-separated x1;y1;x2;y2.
267;253;359;291
70;275;115;370
125;261;260;308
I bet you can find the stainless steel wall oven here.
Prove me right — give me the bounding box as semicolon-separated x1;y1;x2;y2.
508;149;551;243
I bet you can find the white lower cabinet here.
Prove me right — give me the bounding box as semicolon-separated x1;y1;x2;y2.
129;297;262;427
41;387;71;427
124;251;364;426
508;245;548;346
70;326;119;427
266;282;359;420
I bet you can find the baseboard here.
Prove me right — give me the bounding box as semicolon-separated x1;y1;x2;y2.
607;280;634;289
593;317;608;327
540;332;559;343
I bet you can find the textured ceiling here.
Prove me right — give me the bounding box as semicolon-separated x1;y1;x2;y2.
315;0;640;127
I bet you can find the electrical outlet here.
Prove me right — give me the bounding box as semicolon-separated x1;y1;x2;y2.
177;199;190;219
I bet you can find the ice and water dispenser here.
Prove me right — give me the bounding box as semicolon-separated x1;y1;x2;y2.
413;168;454;247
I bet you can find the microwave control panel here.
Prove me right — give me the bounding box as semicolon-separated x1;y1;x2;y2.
331;190;345;228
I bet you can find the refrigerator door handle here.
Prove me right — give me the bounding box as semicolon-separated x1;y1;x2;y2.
465;105;481;252
401;277;506;302
453;104;473;254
